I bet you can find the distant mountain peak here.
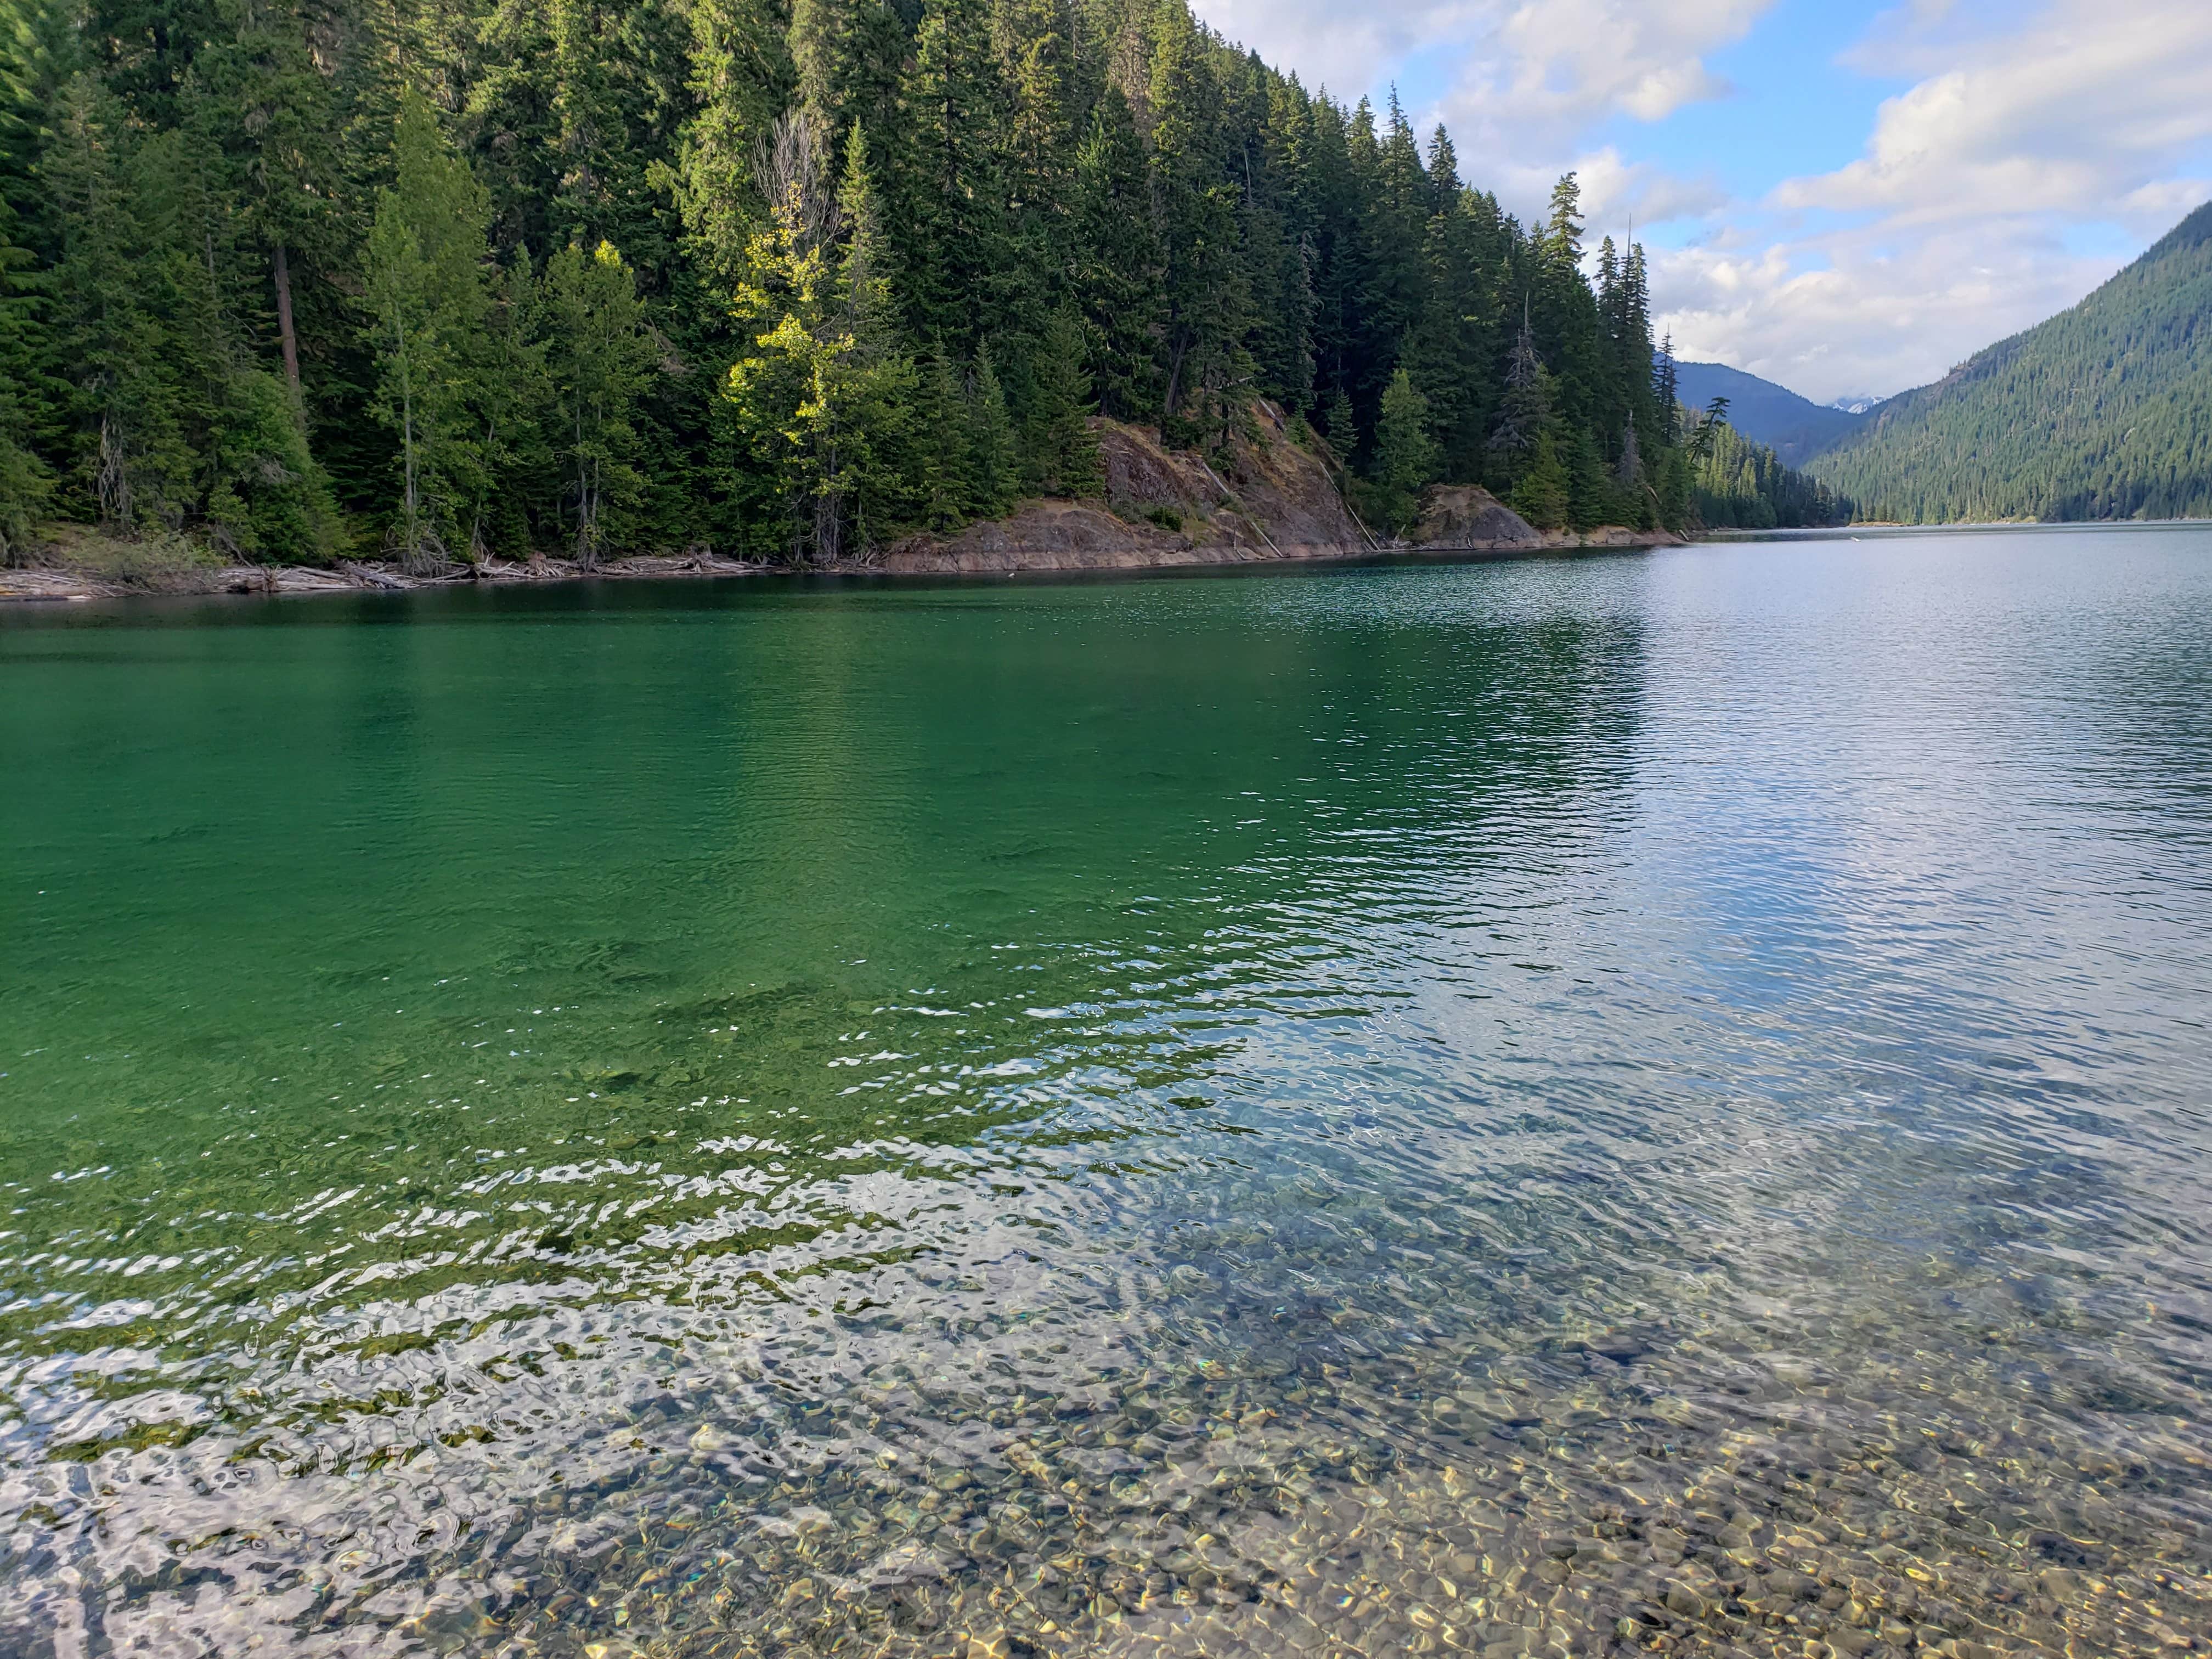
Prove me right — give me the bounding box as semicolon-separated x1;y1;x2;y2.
1670;362;1865;466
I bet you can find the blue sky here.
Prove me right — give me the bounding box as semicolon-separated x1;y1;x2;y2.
1192;0;2212;403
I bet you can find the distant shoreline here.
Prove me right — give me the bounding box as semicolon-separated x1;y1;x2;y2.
19;517;2199;608
1700;517;2212;540
1;528;1691;607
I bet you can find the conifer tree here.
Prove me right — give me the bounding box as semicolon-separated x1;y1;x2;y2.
913;350;974;528
1148;1;1249;444
1488;301;1551;490
364;89;502;571
1566;424;1610;531
1371;366;1436;535
1616;413;1650;527
1363;92;1426;352
1531;173;1604;432
896;0;1006;348
792;0;906;143
1511;430;1568;531
0;198;49;562
46;72;189;532
967;346;1019;516
153;119;338;559
1402;180;1504;482
1027;307;1101;497
1424;125;1459;214
669;0;796;285
1321;386;1357;458
190;0;337;404
1070;89;1163;420
997;0;1075;209
548;0;617;242
1656;443;1691;531
1242;72;1316;416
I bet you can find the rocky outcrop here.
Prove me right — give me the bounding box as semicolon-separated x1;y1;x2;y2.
1545;524;1687;550
877;400;1372;575
1408;486;1686;555
1409;485;1544;550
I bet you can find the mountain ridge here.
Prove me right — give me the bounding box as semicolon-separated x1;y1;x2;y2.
1672;362;1866;466
1808;201;2212;523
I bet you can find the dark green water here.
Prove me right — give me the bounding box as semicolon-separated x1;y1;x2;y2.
2;529;2209;1659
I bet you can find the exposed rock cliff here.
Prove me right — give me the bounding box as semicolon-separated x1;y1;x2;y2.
877;400;1370;575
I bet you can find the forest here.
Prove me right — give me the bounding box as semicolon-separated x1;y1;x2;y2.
1811;201;2212;526
0;0;1848;573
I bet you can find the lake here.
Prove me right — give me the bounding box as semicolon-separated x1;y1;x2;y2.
3;527;2208;1658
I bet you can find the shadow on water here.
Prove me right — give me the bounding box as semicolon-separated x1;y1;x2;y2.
1;541;2208;1656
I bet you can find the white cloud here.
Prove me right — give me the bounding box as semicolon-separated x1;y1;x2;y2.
1482;145;1726;239
1187;2;1482;101
1650;224;2123;404
1192;0;1771;144
1776;0;2212;224
1655;0;2212;401
1196;0;2212;405
1194;0;1771;232
1476;0;1772;132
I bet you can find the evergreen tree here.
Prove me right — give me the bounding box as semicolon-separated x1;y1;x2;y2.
1363;91;1426;354
1069;89;1162;420
896;0;1005;348
363;89;502;570
1488;300;1551;489
1370;365;1436;535
1240;71;1315;415
966;345;1018;516
189;0;338;404
913;349;974;527
669;0;795;285
1656;443;1691;531
1616;413;1651;528
789;0;905;160
0;196;49;561
1321;386;1356;458
1148;1;1249;445
1565;423;1609;531
1511;430;1568;531
1403;184;1506;482
1028;307;1101;497
45;72;189;532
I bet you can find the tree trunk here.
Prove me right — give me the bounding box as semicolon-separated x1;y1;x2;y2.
272;241;301;397
1163;330;1189;418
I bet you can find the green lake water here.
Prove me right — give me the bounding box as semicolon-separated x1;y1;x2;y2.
2;528;2209;1658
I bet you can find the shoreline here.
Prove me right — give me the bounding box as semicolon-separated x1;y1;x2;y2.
1;529;1688;607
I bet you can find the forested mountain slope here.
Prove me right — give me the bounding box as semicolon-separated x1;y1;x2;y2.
1672;362;1863;467
1810;203;2212;523
0;0;1841;573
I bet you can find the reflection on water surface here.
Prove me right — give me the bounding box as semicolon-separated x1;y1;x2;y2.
2;529;2209;1658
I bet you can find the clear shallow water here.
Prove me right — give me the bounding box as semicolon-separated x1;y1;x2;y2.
1;528;2208;1659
